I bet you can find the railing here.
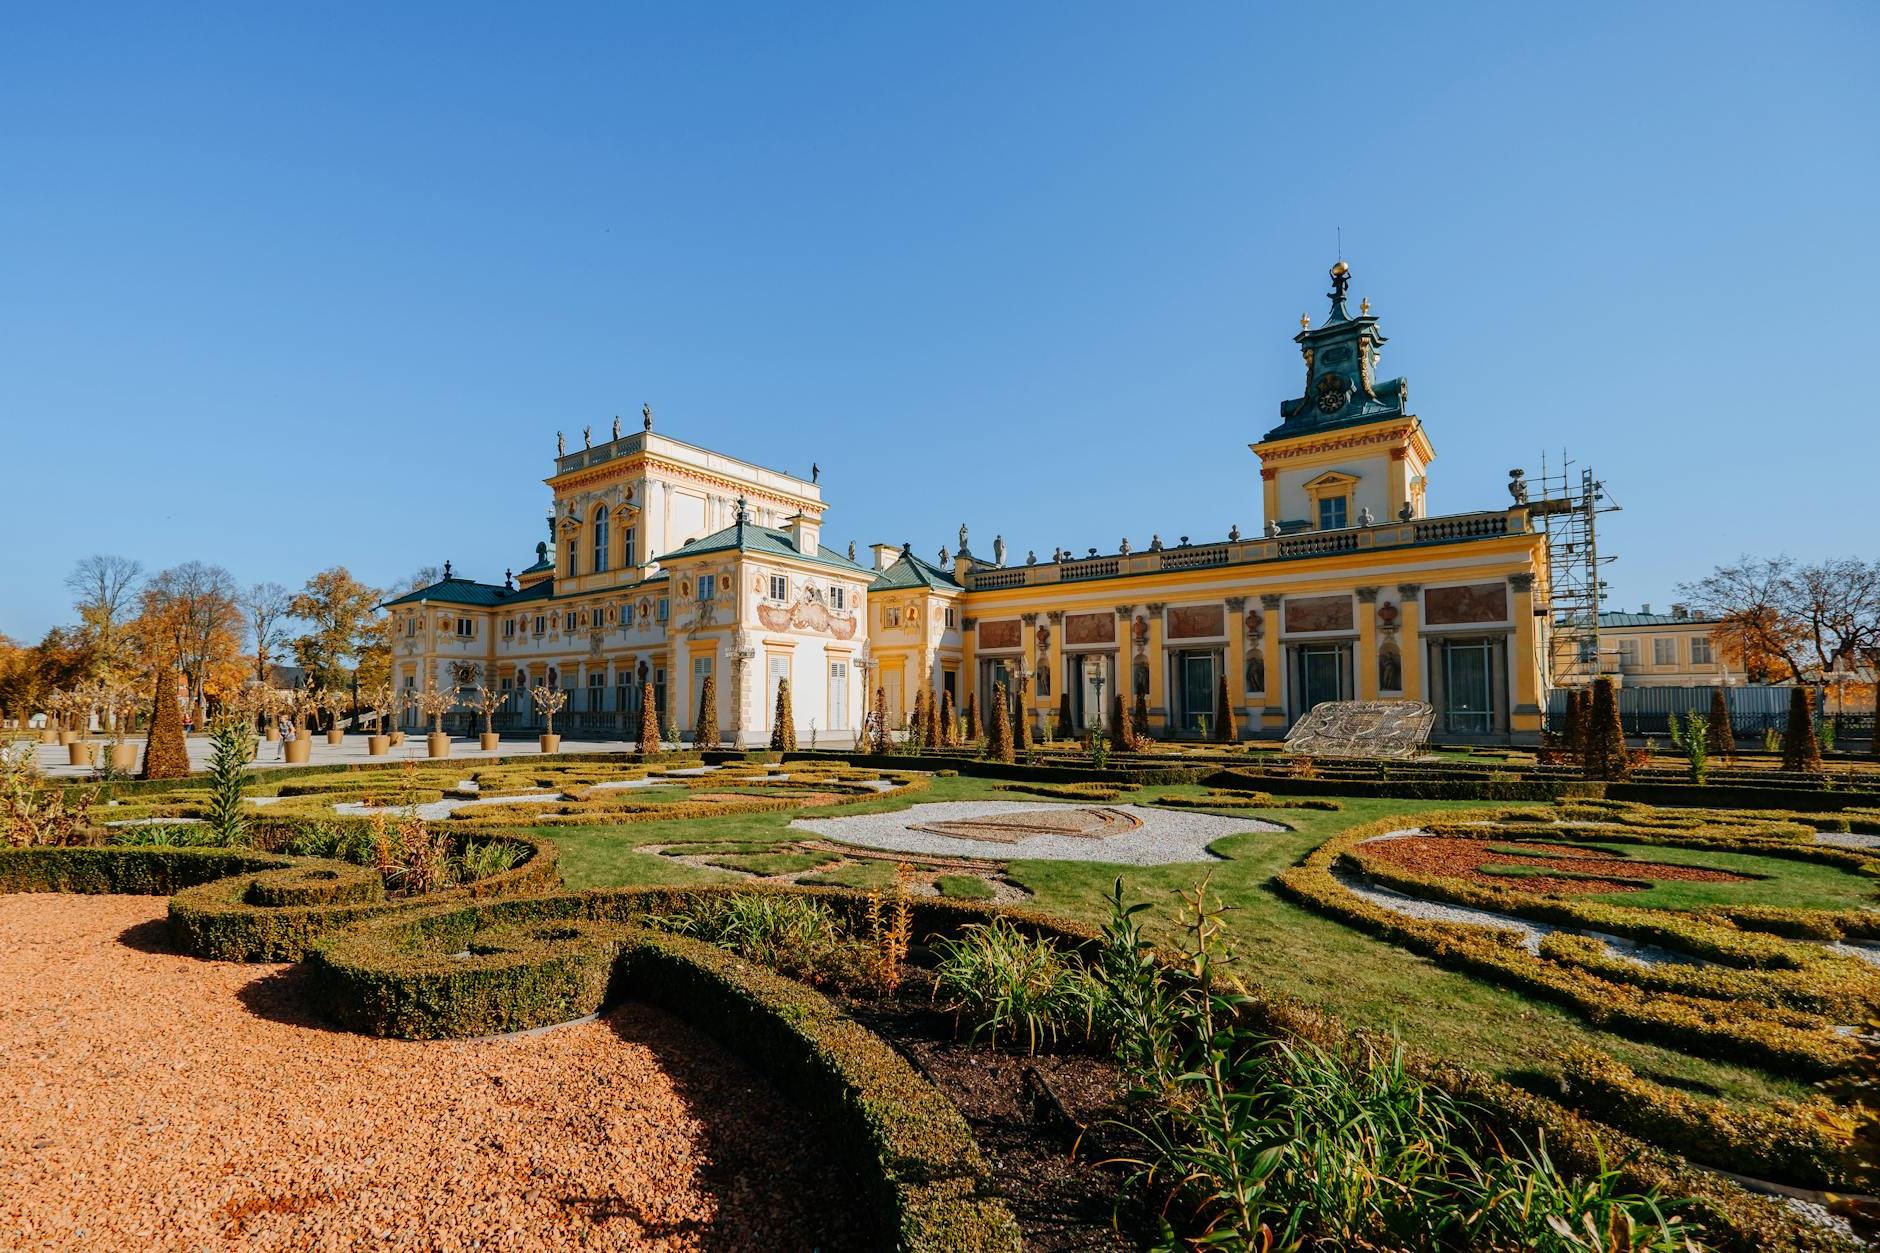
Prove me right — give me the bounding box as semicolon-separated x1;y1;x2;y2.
961;508;1526;591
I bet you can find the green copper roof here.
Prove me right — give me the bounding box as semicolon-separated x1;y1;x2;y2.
870;546;960;591
1263;262;1410;444
658;520;870;573
380;576;548;609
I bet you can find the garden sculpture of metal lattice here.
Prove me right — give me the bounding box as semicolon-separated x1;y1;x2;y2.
1283;700;1435;759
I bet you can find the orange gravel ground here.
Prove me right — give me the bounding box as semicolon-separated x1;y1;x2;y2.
0;894;864;1251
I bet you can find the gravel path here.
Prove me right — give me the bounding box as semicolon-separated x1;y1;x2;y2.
0;894;864;1251
791;801;1278;865
1816;831;1880;850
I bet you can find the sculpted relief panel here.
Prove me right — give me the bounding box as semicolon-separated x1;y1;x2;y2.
1284;595;1354;634
1423;583;1508;626
1063;612;1115;646
1166;604;1225;639
977;619;1022;650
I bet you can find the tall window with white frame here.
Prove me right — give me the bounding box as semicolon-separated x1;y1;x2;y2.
698;574;716;602
623;527;635;569
1690;635;1713;666
1318;494;1348;530
591;506;609;573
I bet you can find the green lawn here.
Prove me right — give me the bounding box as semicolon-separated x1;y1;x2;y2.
533;776;1822;1114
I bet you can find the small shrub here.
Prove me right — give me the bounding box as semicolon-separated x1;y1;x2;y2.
654;891;846;980
456;838;524;882
203;720;254;846
932;915;1093;1052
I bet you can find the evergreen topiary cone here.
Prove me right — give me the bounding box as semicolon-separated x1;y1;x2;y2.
638;684;661;753
870;686;890;754
1563;687;1587;756
1214;674;1236;742
1706;687;1735;762
139;669;190;780
1056;689;1074;742
940;689;958;746
694;674;719;749
1781;686;1822;772
1133;692;1150;748
1582;676;1630;781
923;685;942;749
985;682;1014;762
1013;679;1032;754
770;679;797;752
963;691;982;743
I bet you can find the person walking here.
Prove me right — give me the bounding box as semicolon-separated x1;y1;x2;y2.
277;716;295;762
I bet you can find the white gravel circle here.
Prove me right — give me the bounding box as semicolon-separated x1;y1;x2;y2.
790;801;1279;865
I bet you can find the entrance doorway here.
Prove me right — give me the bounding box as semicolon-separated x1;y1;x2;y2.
1067;653;1110;731
1173;651;1218;735
1291;644;1351;719
1440;639;1494;734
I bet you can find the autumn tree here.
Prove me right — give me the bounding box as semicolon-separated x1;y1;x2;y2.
241;582;297;684
1680;555;1880;684
135;562;245;725
66;554;143;680
291;567;383;692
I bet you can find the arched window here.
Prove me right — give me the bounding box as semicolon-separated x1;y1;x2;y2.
592;506;610;573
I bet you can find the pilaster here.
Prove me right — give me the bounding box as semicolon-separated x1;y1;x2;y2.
1260;594;1286;730
1356;586;1380;701
1144;604;1167;732
1397;584;1424;701
1507;572;1541;736
1224;597;1248;738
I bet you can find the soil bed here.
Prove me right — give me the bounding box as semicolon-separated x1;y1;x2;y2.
841;995;1156;1252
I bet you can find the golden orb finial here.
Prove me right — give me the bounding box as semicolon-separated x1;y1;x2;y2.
1299;312;1310;330
1330;259;1349;277
1360;297;1370;315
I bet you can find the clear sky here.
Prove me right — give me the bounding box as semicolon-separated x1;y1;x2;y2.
3;3;1874;641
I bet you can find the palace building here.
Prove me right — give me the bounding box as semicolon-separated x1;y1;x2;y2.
383;263;1553;744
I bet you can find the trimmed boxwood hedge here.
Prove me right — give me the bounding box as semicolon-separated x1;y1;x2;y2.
167;833;560;962
0;845;295;895
311;899;1022;1251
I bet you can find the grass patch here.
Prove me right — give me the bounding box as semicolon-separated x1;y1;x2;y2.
936;874;996;901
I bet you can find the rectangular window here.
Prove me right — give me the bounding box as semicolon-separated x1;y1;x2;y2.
769;574;788;601
1318;495;1348;530
621;603;633;626
654;667;666;720
698;574;716;602
503;620;516;639
456;618;473;637
944;606;957;629
1689;636;1713;665
1653;637;1677;666
829;585;845;610
534;614;546;636
564;611;577;632
1618;638;1641;667
767;656;790;731
693;654;713;680
885;606;901;627
405;617;416;637
657;598;669;623
623;527;636;568
565;542;575;577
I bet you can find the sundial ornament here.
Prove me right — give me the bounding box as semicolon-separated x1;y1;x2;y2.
1284;699;1434;759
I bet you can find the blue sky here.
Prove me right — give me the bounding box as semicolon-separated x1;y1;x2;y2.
3;3;1874;640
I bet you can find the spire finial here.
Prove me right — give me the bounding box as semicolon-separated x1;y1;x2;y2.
1360;296;1370;316
1326;260;1352;321
1299;312;1310;330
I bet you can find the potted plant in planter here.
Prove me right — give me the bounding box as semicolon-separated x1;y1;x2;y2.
317;688;350;746
258;688;286;742
103;678;141;773
530;684;567;753
54;690;95;766
473;685;504;752
283;689;317;763
414;682;458;758
363;683;396;756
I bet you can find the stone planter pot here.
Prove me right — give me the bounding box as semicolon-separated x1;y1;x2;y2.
59;730;80;746
109;744;139;772
480;733;501;751
367;735;390;756
427;732;451;758
67;741;97;767
538;733;561;754
284;737;312;764
264;725;280;742
39;728;59;745
326;729;344;746
390;731;406;746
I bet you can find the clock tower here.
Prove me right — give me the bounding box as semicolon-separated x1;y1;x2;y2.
1252;262;1435;532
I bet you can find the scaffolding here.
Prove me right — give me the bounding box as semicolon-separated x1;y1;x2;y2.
1526;450;1619;699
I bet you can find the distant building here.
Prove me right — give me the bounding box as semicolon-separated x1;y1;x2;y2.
1590;605;1726;687
381;263;1555;743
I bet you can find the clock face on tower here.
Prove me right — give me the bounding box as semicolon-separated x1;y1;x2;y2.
1315;372;1351;414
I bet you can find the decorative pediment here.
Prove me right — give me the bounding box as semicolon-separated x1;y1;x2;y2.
1302;469;1361;491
